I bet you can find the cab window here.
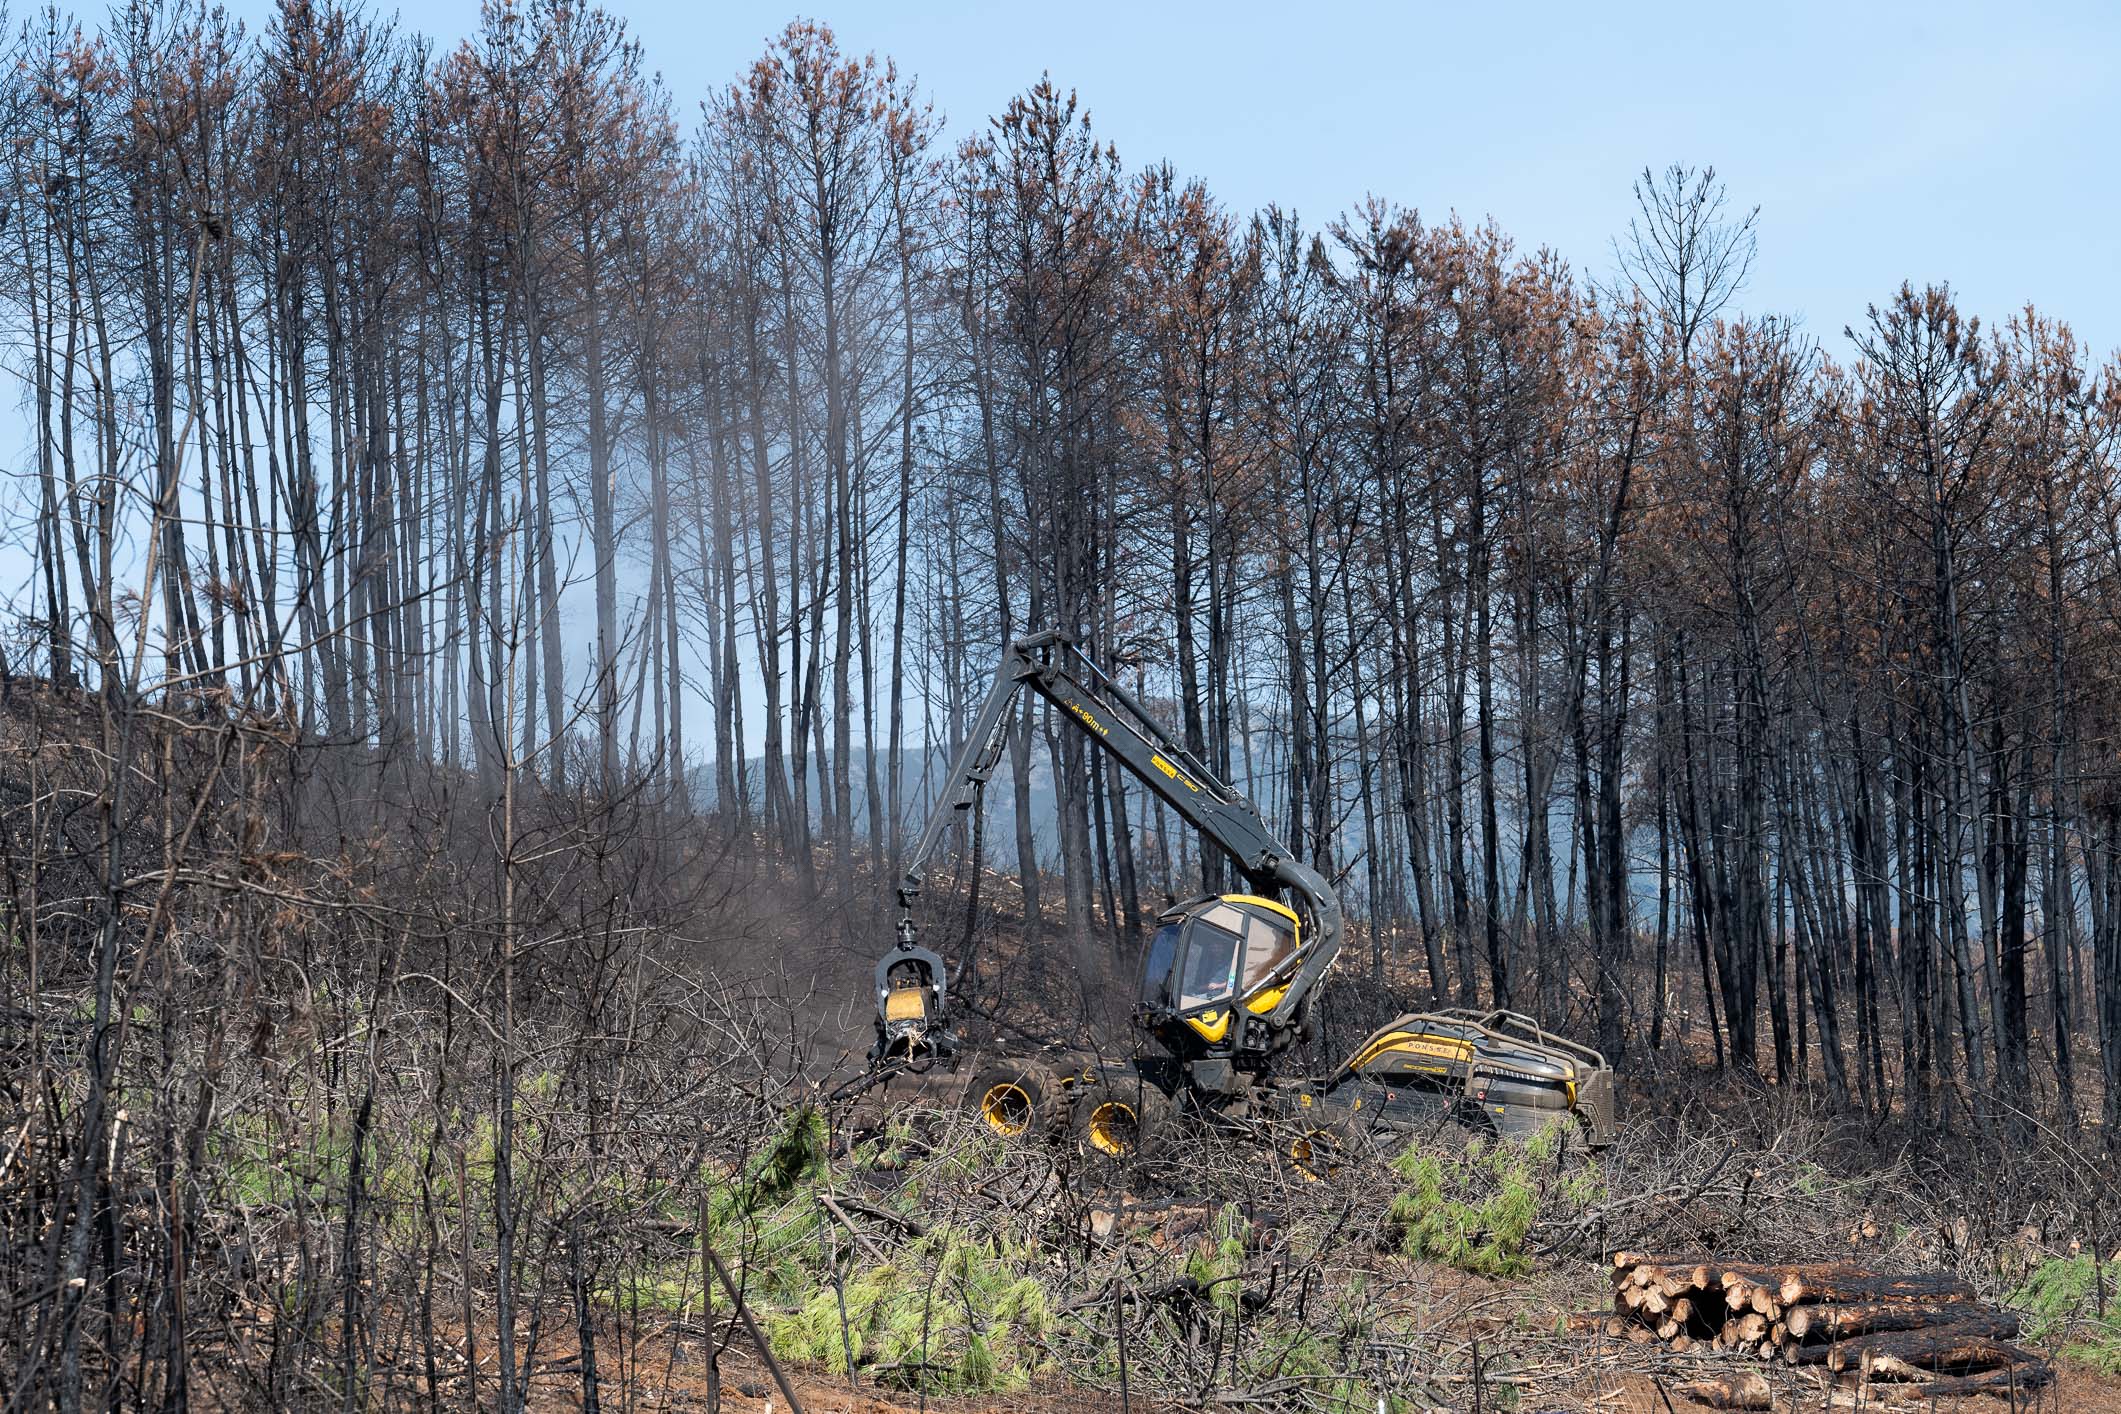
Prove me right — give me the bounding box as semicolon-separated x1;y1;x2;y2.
1140;923;1180;1006
1177;924;1241;1009
1238;914;1296;989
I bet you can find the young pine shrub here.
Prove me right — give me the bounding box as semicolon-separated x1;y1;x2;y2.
1386;1126;1595;1277
1182;1202;1252;1314
766;1227;1055;1394
2009;1255;2121;1374
707;1104;830;1306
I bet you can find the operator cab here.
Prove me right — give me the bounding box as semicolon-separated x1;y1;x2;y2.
1138;894;1304;1060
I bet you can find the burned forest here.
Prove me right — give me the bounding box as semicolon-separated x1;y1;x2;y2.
3;2;2121;1409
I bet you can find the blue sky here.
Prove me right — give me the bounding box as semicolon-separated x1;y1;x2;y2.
5;0;2118;744
218;0;2121;361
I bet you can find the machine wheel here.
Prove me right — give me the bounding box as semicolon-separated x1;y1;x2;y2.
1283;1119;1355;1182
967;1061;1066;1141
1069;1075;1173;1160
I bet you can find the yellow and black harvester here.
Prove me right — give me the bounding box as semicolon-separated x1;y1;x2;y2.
863;630;1617;1159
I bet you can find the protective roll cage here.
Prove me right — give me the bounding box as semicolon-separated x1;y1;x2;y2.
886;629;1343;1066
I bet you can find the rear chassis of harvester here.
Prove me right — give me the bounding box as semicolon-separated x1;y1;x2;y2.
840;1006;1617;1161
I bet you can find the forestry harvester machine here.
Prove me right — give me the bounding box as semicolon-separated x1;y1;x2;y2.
857;629;1618;1161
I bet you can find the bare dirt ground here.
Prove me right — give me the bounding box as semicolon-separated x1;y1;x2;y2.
511;1352;2121;1413
1569;1364;2121;1414
487;1320;1124;1413
477;1276;2121;1414
527;1355;1128;1413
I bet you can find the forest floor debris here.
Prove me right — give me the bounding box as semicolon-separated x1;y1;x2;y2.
9;684;2121;1410
608;1086;2121;1411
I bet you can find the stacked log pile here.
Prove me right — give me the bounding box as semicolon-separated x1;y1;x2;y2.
1593;1252;2053;1404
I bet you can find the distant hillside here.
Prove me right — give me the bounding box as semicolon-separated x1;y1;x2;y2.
692;742;1069;858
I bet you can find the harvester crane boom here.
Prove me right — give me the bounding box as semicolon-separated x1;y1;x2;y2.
895;629;1341;1035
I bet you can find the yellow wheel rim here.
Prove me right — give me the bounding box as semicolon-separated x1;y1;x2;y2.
1289;1130;1335;1180
980;1082;1032;1137
1086;1100;1139;1156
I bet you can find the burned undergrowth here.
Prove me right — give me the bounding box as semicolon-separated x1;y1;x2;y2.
2;685;2120;1413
